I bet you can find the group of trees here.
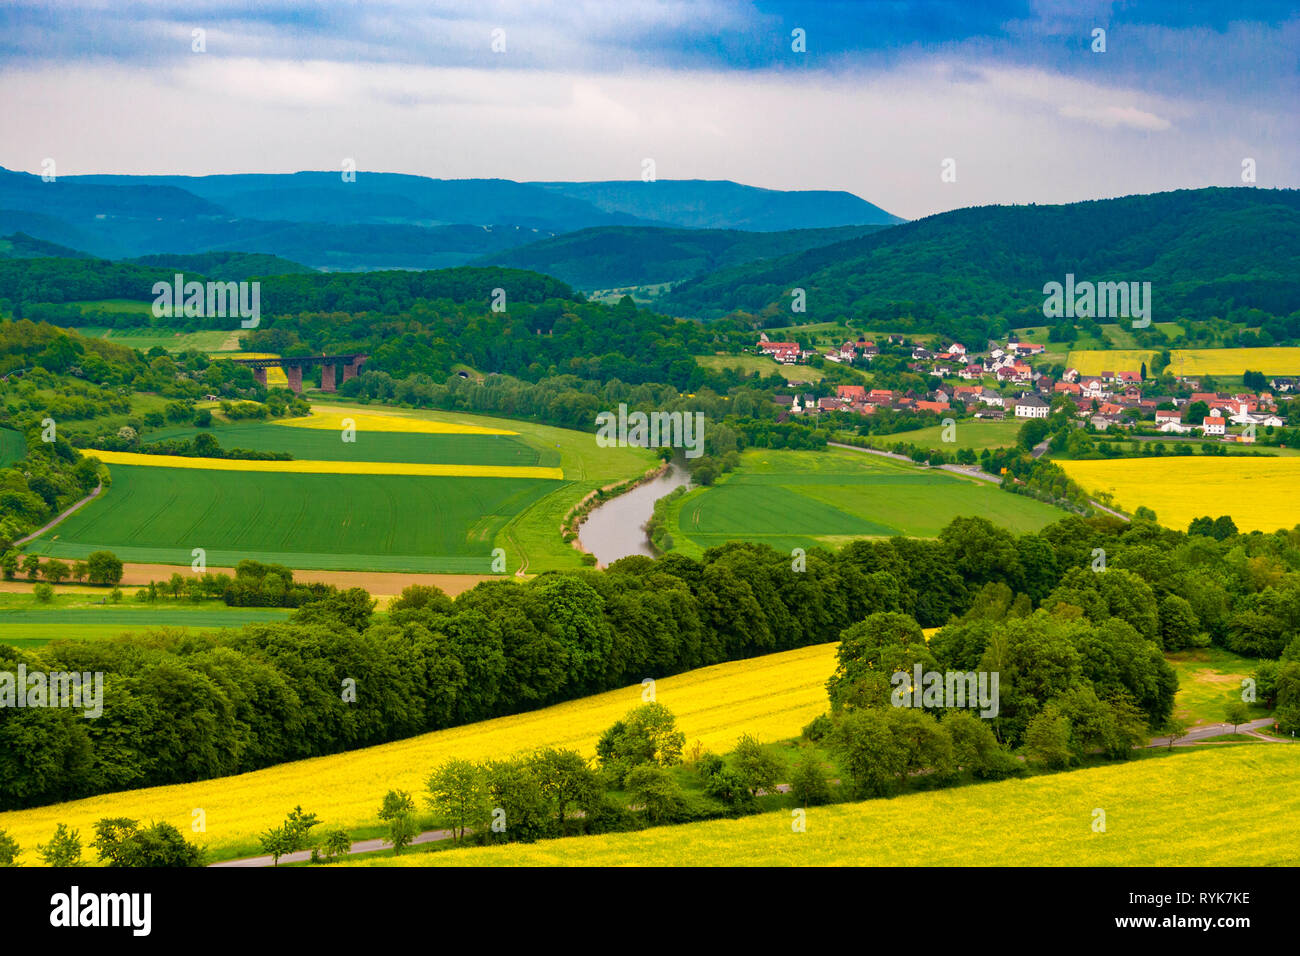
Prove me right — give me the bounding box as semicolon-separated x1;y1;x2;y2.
0;431;105;548
4;511;1300;811
0;550;123;586
0;818;203;868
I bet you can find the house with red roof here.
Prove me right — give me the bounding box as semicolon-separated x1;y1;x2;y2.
836;385;867;402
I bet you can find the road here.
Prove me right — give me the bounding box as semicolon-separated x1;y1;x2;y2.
1147;717;1285;747
14;483;101;546
209;828;458;867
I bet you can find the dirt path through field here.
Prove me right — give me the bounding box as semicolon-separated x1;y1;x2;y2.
116;563;501;598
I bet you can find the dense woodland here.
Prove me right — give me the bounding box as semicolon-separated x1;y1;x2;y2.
3;513;1299;809
660;187;1300;341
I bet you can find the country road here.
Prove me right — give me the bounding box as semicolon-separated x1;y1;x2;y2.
14;483;101;546
1148;717;1286;747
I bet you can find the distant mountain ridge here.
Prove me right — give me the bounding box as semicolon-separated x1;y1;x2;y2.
0;167;900;271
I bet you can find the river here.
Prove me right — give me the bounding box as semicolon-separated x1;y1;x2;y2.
577;462;692;565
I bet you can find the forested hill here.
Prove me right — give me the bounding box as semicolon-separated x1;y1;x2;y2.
659;187;1300;325
125;251;316;281
472;223;894;290
0;260;575;316
0;232;92;260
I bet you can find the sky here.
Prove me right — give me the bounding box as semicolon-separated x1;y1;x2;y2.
1;0;1296;219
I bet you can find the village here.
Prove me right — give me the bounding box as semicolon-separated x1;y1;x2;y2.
757;333;1290;441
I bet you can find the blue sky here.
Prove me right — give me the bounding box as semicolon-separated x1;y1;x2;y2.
1;1;1296;218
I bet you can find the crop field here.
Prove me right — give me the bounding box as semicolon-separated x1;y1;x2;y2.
26;404;653;573
275;412;516;436
1058;456;1300;533
82;449;563;480
352;746;1300;867
1066;346;1300;377
151;421;547;466
879;419;1022;452
0;641;839;863
665;447;1066;556
74;321;241;354
1064;348;1158;375
1163;347;1300;376
0;603;292;649
0;426;24;466
25;465;560;572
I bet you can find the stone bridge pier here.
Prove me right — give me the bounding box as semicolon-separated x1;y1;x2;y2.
285;365;303;393
342;356;367;384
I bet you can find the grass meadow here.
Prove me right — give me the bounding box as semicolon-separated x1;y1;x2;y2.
0;591;291;649
878;419;1023;452
665;446;1066;556
694;352;838;383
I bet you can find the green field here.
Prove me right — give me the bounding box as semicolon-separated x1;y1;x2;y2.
150;421;551;466
0;600;292;649
25;403;655;573
75;322;241;353
694;353;837;383
346;745;1299;866
1166;647;1272;726
879;419;1022;452
0;426;24;466
25;465;561;573
665;447;1066;556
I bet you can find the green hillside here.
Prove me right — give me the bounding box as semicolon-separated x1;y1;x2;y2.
660;187;1300;325
474;224;893;290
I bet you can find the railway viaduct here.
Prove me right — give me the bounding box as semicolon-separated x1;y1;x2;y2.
229;353;369;394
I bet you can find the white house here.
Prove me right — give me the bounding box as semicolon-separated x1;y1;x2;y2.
1202;416;1226;436
1014;394;1050;418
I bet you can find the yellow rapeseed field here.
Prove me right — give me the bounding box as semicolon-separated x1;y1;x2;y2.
0;642;838;864
1065;349;1156;376
1067;347;1300;378
85;449;563;480
1165;347;1300;377
1059;457;1300;533
275;411;516;436
348;745;1300;866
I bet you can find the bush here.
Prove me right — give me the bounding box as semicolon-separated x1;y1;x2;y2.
801;713;833;742
790;755;833;806
33;583;54;603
